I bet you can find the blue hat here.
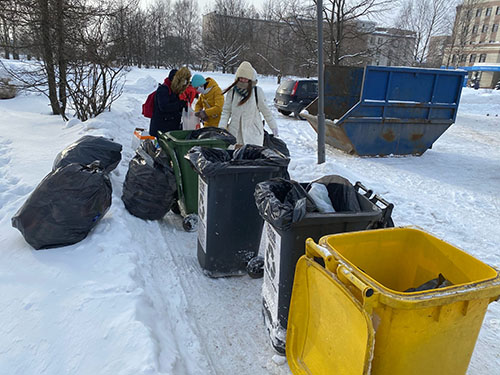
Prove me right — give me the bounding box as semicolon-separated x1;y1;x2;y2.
191;74;206;88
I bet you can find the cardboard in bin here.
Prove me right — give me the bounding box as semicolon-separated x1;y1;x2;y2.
286;227;500;375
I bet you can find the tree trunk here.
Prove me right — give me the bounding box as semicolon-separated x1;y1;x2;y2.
38;0;62;115
55;0;67;118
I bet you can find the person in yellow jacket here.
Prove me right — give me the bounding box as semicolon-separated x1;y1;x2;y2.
191;74;224;127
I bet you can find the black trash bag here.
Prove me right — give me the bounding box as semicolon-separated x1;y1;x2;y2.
309;175;361;212
185;146;232;178
122;140;177;220
263;130;290;157
53;135;122;173
186;144;290;179
404;274;453;293
11;161;112;250
254;178;318;231
186;127;237;145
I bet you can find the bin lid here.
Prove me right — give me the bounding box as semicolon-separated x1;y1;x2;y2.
286;256;374;375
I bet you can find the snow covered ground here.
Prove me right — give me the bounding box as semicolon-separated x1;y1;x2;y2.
0;62;499;375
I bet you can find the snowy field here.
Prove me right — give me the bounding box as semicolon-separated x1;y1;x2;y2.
0;61;499;375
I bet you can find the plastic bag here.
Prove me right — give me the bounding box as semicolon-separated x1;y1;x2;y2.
254;178;318;231
263;130;290;157
182;107;200;130
308;183;335;213
186;144;290;180
11;162;112;250
53;135;122;173
309;175;361;212
122;140;177;220
186;127;236;144
404;274;453;292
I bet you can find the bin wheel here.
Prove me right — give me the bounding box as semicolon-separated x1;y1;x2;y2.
247;256;265;279
171;200;181;215
182;214;198;232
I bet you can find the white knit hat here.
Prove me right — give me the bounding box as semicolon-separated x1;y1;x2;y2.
235;61;257;81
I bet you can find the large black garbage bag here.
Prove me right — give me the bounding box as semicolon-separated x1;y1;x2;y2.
185;146;232;179
254;178;318;231
186;127;236;145
186;144;290;180
11;162;112;250
53;135;122;173
310;175;361;212
263;130;290;157
122;140;177;220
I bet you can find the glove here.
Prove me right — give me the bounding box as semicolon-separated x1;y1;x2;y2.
199;110;208;121
272;127;279;137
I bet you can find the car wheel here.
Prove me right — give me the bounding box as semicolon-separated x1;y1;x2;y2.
278;109;291;116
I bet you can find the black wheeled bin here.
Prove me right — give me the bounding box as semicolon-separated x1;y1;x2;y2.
254;175;394;354
187;145;290;277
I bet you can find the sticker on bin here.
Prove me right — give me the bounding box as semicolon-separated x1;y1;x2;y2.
198;176;208;252
262;221;281;323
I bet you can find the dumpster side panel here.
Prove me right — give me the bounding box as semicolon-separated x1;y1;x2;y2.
344;121;452;156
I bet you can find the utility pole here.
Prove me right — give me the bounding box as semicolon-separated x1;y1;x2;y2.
317;0;325;164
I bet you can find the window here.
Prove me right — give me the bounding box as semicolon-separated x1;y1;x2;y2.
377;37;383;44
452;55;458;63
486;7;492;16
370;37;375;44
476;8;482;17
467;10;471;17
473;25;479;33
482;24;489;32
479;53;487;62
497;7;500;15
459;54;467;62
489;40;495;43
493;24;499;33
469;54;476;62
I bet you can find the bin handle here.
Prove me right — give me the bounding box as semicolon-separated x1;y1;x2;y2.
337;265;375;300
354;181;373;198
369;194;394;229
305;239;376;304
305;238;335;266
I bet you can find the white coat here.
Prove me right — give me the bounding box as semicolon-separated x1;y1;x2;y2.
219;86;278;146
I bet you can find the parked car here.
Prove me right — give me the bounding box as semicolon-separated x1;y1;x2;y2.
274;79;318;119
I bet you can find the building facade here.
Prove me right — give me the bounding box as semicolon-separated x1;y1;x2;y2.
444;0;500;88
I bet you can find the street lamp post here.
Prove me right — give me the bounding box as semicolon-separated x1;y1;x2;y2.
317;0;325;164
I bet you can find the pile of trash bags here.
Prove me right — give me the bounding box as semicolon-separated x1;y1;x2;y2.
122;140;177;220
12;136;122;250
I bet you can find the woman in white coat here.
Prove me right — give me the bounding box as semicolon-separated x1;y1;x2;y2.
219;61;279;146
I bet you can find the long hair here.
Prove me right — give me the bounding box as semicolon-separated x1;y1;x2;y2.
222;79;253;106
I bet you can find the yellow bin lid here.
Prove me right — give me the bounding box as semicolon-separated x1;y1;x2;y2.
286;256;375;375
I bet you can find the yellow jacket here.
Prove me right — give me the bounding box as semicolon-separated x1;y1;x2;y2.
194;77;224;127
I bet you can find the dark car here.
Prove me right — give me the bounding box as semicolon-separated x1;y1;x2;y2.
274;79;318;119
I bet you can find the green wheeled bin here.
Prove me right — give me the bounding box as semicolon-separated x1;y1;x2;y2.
157;130;232;231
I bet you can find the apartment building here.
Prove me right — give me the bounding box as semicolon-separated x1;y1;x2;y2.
367;27;417;67
444;0;500;88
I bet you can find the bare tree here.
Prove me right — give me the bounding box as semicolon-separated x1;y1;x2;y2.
395;0;455;66
172;0;200;67
202;0;250;73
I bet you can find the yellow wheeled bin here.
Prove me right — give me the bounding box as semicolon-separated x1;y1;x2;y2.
286;227;500;375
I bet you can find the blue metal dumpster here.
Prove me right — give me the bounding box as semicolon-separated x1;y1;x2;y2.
304;65;467;156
